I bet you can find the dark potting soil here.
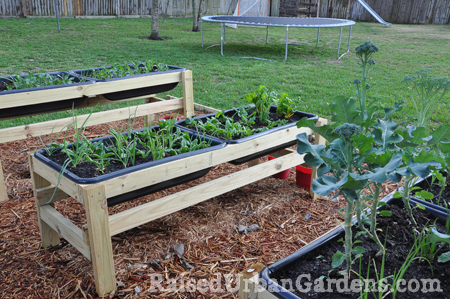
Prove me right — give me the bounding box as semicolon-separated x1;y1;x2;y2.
186;107;302;141
271;204;450;299
0;82;8;92
419;174;450;210
42;138;186;179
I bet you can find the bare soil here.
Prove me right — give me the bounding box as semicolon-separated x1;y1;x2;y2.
272;200;450;298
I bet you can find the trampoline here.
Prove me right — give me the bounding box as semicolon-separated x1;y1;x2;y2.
201;16;356;61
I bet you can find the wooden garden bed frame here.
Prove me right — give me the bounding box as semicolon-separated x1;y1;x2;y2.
0;70;194;202
1;68;328;296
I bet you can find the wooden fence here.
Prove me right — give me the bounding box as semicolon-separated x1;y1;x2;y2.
0;0;234;18
0;0;449;24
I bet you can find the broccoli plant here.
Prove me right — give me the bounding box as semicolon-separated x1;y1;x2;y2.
402;69;450;127
295;41;442;274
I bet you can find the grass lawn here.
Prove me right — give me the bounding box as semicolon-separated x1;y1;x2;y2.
0;17;449;128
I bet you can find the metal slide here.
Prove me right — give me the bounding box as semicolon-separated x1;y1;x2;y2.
356;0;391;25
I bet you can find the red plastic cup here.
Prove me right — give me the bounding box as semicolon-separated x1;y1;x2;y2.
268;155;290;179
158;115;180;122
296;165;312;189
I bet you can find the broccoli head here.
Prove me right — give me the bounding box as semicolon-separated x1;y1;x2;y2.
334;123;363;140
355;41;378;56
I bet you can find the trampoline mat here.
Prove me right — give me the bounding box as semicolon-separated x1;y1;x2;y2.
203;16;355;27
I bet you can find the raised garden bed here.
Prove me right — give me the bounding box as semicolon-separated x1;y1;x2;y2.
176;105;317;164
34;121;225;206
0;71;94;118
260;195;450;298
71;63;186;100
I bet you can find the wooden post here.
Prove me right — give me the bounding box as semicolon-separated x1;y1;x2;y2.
247;159;259;167
143;97;156;127
81;184;116;296
182;70;195;118
310;118;328;199
28;153;61;248
239;263;266;299
0;160;7;202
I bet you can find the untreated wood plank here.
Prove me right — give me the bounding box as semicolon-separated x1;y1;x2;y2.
40;205;91;260
194;103;220;113
182;70;194;118
31;155;80;201
0;160;7;202
0;99;183;143
0;85;87;109
81;184;116;296
28;152;61;249
36;185;69;205
83;71;182;97
109;151;306;235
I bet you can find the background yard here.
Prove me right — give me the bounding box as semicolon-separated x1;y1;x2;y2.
1;17;449;127
0;17;449;299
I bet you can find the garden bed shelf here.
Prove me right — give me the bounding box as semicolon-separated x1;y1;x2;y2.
28;116;324;295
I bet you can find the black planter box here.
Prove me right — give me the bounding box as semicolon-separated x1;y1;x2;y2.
70;64;186;101
175;106;318;165
0;71;94;118
258;191;445;298
406;175;449;222
34;126;226;206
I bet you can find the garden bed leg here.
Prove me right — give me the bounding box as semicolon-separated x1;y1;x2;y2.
247;159;259;167
182;70;194;118
239;263;275;299
28;153;60;248
81;184;116;296
0;160;7;202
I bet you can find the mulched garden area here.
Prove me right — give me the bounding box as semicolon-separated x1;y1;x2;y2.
0;112;399;298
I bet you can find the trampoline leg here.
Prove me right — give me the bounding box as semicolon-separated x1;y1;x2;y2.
201;20;203;48
284;26;289;62
338;25;353;59
337;27;343;59
266;26;269;44
224;24;226;44
316;28;320;47
221;23;224;56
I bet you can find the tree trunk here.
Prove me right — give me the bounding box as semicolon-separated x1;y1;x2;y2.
150;0;162;40
192;0;198;31
192;0;205;32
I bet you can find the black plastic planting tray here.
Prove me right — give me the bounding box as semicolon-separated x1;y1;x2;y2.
0;71;94;118
70;64;186;101
175;106;318;164
34;126;226;206
405;175;449;222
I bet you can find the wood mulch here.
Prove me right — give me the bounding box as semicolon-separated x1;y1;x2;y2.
0;112;399;298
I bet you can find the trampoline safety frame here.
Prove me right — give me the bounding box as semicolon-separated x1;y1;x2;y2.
200;16;355;62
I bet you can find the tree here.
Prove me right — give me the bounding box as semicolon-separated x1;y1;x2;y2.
150;0;163;40
192;0;205;32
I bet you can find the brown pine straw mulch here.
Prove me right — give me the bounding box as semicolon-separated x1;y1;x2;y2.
0;113;400;299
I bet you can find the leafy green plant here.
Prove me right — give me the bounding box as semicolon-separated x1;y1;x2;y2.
245;85;275;124
402;69;450;127
274;93;297;119
354;228;427;299
418;226;450;263
1;72;80;91
86;59;169;80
